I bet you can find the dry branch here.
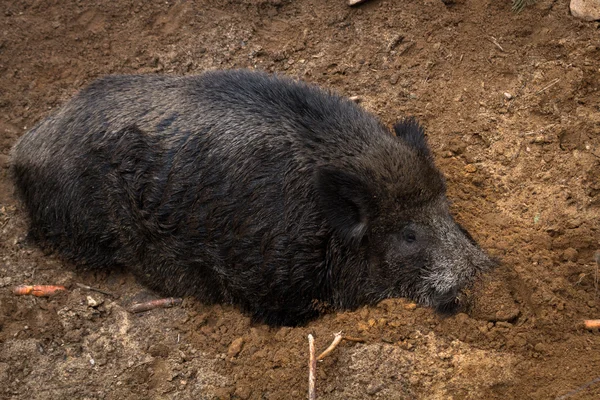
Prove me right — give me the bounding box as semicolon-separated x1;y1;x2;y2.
342;336;366;343
317;331;343;361
489;36;505;52
308;334;317;400
583;320;600;329
75;283;117;298
13;285;66;297
129;297;183;313
348;0;371;6
535;78;560;95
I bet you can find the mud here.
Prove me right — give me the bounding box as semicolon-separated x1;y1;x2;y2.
1;0;599;399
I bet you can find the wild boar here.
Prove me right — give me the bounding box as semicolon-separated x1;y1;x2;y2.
11;70;493;325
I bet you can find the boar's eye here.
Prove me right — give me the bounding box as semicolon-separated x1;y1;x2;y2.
402;228;417;243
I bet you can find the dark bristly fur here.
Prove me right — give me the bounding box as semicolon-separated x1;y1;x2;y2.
11;70;494;326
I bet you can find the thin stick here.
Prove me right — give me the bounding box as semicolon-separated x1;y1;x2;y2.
594;251;600;298
594;262;600;297
489;36;505;52
129;297;183;313
75;283;118;298
317;331;343;361
556;376;600;400
308;334;316;400
536;78;560;94
348;0;371;6
342;336;366;343
13;285;66;297
583;320;600;329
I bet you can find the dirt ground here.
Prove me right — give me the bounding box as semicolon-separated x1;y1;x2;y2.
1;0;599;399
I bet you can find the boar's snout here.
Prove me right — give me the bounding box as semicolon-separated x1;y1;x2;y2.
426;216;495;314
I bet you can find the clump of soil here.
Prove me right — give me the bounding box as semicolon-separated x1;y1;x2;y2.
1;0;599;399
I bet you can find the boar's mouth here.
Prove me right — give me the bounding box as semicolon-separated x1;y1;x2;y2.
431;289;462;315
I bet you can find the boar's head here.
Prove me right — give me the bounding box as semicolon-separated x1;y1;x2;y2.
316;117;494;314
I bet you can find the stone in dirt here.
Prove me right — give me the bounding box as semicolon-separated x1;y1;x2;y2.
227;337;244;358
348;0;370;6
570;0;600;21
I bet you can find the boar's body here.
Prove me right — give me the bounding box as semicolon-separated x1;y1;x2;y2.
11;70;492;325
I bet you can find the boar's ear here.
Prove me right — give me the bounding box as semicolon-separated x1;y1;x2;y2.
393;117;431;156
315;167;375;246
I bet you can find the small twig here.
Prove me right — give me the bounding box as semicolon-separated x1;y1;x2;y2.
512;0;537;13
521;78;562;100
342;336;366;343
596;263;599;299
386;34;404;52
556;376;600;400
489;36;505;52
75;283;118;298
574;273;587;286
348;0;371;6
583;320;600;329
13;285;66;297
317;331;343;361
308;334;317;400
594;251;600;298
307;332;365;398
536;78;560;95
129;297;183;313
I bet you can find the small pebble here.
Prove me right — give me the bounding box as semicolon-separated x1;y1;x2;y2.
86;296;103;308
495;306;520;322
570;0;600;21
366;383;385;395
348;0;371;5
534;343;546;353
562;248;578;262
464;164;477;173
227;337;244;358
234;386;252;400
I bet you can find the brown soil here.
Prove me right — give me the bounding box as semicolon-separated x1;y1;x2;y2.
1;0;599;399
